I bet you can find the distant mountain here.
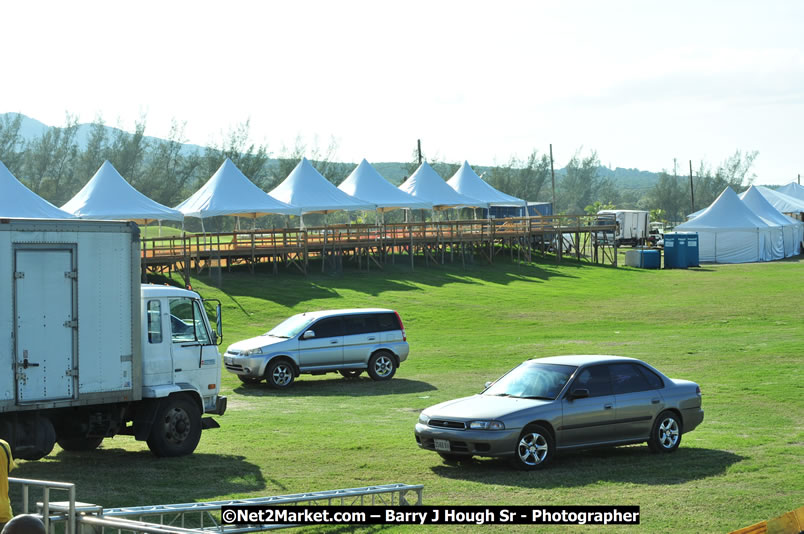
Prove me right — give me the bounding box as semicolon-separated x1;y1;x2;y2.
2;113;661;191
1;112;206;155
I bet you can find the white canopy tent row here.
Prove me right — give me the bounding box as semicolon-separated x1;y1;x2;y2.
754;186;804;216
740;186;803;257
399;162;487;220
175;158;300;232
775;182;804;202
268;158;375;227
0;159;74;219
447;161;526;209
338;159;432;220
61;161;183;234
675;187;779;263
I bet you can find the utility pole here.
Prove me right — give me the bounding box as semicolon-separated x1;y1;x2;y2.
417;139;422;165
550;144;556;212
689;160;695;213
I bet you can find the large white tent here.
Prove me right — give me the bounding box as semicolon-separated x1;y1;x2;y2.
740;186;803;257
175;159;299;228
399;162;487;210
338;159;432;212
446;161;525;207
62;160;183;224
269;158;375;214
755;186;804;215
675;187;775;263
775;182;804;202
0;160;73;218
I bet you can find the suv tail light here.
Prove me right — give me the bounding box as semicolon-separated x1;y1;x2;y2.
394;311;406;341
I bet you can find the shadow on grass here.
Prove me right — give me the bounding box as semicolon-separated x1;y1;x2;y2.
235;377;437;397
198;257;583;308
430;446;742;488
12;451;268;507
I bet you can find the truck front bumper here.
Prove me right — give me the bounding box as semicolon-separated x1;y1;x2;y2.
207;395;227;416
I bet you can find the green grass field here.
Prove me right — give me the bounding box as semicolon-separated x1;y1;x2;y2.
11;254;804;533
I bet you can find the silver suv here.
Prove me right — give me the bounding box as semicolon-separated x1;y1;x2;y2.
223;308;409;388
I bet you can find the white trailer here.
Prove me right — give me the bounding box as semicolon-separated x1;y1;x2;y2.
596;210;650;246
0;219;226;460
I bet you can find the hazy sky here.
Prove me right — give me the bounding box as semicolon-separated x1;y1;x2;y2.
2;0;802;184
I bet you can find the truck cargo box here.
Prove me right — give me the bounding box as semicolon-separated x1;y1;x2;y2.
0;219;141;413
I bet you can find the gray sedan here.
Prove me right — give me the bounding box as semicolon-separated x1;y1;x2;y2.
414;355;704;469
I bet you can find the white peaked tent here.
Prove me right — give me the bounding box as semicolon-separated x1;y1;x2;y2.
755;186;804;214
675;187;774;263
776;182;804;202
447;161;525;207
269;158;375;215
0;160;73;218
62;161;183;223
399;162;487;210
338;159;432;211
175;159;299;228
740;186;803;257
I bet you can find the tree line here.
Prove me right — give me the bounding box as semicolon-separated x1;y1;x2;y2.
0;113;758;230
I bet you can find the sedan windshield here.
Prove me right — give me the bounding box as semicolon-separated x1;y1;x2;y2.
484;363;576;400
265;314;315;339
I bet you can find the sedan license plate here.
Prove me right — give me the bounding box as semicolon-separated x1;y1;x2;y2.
434;439;451;452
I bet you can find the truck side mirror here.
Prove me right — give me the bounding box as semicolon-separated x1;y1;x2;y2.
215;304;222;345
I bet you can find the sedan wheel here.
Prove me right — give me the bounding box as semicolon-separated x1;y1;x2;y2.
512;424;553;470
648;411;682;453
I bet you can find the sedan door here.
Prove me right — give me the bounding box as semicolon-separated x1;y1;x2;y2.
609;363;665;441
559;365;617;447
298;317;343;369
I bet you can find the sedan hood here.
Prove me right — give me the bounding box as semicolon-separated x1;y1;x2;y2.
425;394;552;421
227;334;293;353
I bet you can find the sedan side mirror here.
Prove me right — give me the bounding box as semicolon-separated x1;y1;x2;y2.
302;330;316;340
569;388;590;400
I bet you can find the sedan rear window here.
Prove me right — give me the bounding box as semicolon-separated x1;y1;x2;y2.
484;363;576;400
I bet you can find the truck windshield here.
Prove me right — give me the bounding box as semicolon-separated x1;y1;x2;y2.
170;298;211;344
484;363;576;400
265;314;315;339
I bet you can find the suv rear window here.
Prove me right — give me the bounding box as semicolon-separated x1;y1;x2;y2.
376;313;400;332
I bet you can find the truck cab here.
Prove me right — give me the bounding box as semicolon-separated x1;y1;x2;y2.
141;285;224;416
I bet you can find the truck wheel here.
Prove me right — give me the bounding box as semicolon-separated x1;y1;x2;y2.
147;396;202;457
57;437;103;451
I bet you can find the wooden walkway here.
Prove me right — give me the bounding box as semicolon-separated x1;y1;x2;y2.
140;214;618;283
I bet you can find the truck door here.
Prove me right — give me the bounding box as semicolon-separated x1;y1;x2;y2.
168;297;215;385
14;248;77;403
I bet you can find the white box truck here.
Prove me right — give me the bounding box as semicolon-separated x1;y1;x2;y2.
596;210;650;246
0;218;226;460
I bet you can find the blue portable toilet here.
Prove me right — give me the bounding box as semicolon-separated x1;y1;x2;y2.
664;233;689;269
685;233;700;267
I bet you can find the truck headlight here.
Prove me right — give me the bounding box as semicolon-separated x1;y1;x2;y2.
418;413;430;425
469;420;505;430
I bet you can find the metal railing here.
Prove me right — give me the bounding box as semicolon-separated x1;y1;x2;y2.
9;476;77;534
95;483;424;533
10;479;422;534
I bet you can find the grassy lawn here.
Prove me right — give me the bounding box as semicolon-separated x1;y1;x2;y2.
11;253;803;533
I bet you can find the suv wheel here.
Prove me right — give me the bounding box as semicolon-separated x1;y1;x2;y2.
266;360;295;388
367;351;396;381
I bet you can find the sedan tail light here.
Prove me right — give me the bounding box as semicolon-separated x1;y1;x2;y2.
696;385;701;396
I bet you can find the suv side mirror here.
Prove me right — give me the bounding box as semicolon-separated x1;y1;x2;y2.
302;330;315;340
569;388;590;400
484;381;493;389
